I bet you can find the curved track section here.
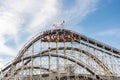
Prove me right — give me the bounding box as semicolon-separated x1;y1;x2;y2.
0;29;120;80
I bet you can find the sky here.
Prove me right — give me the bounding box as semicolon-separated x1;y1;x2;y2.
0;0;120;68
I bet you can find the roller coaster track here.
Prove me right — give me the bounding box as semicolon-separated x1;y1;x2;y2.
0;29;120;80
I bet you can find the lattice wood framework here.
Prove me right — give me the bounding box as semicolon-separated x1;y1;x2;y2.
0;29;120;80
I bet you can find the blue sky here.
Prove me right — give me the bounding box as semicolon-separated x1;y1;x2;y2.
75;0;120;48
0;0;120;67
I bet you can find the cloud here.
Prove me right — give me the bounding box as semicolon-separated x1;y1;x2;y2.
0;58;7;68
0;10;19;57
0;58;4;68
28;0;58;32
54;0;98;26
0;0;99;68
97;29;120;37
0;0;58;68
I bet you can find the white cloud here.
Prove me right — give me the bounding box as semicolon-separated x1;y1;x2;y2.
0;58;4;68
0;0;58;68
28;0;58;32
0;0;99;68
0;10;19;57
0;57;12;69
97;29;120;37
0;35;17;56
3;0;44;14
0;11;20;35
54;0;98;26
